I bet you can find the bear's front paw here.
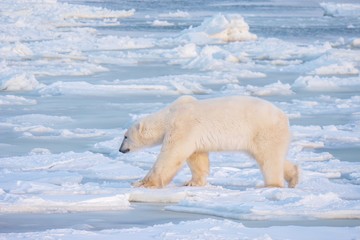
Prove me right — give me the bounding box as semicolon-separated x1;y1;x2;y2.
132;180;145;188
184;179;207;187
132;179;162;188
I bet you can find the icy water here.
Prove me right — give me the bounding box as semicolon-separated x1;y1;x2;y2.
1;0;360;239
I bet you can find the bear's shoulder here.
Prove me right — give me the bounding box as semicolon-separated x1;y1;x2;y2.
168;95;197;112
173;95;197;105
165;96;197;123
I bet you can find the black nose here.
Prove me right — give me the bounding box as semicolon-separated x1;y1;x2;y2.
119;148;130;154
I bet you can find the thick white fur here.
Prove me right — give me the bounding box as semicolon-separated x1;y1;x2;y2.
120;95;299;188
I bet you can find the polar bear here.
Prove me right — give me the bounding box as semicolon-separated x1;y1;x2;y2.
119;95;299;189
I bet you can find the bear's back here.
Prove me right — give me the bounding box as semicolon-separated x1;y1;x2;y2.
195;96;288;128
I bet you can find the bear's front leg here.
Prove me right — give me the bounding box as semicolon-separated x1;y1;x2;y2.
132;168;165;188
133;147;192;188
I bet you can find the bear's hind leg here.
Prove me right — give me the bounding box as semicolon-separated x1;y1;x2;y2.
284;160;299;188
252;144;286;188
259;157;285;188
185;152;209;187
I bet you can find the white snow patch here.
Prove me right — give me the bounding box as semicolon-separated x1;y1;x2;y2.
234;70;266;79
167;182;360;220
96;36;154;50
184;45;240;70
0;151;146;213
3;114;73;129
0;194;130;213
0;95;37;106
0;0;137;80
174;43;198;58
129;189;188;203
29;148;52;155
151;20;175;27
2;219;360;240
224;81;293;96
39;81;170;96
170;80;212;95
180;14;257;44
313;63;359;76
62;7;135;19
352;38;360;48
159;10;190;18
320;2;360;17
1;74;44;91
293;75;360;91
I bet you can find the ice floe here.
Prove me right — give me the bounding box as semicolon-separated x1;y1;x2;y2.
293;75;360;92
320;2;360;17
1;73;44;91
0;0;137;85
151;20;175;27
312;63;359;76
159;10;190;18
223;81;293;96
3;114;73;128
2;219;360;240
0;95;37;106
352;38;360;48
0;151;142;213
179;14;257;44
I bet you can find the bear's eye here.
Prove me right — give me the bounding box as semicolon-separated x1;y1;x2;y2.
124;136;128;140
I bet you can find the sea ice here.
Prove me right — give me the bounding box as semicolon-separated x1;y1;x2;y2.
313;63;359;76
352;38;360;48
0;95;37;106
223;81;293;96
2;219;359;240
320;2;360;17
39;81;170;96
151;20;175;27
96;36;155;50
179;13;257;44
293;75;360;91
159;10;190;18
1;0;360;238
1;73;43;91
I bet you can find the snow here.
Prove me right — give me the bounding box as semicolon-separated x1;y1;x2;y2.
1;0;360;238
179;14;257;44
159;10;190;18
320;2;360;17
352;38;360;48
293;75;360;91
223;81;293;96
0;95;37;106
39;81;170;96
1;73;43;91
313;63;359;76
151;20;175;27
2;219;360;240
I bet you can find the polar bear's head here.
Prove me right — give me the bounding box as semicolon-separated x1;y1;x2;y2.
119;117;165;153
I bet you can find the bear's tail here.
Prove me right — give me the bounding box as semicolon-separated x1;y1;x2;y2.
284;160;300;188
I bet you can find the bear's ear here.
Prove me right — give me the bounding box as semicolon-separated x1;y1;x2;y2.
136;121;145;133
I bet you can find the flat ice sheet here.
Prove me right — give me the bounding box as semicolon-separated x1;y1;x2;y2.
2;219;360;240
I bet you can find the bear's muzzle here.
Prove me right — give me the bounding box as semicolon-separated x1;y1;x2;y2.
119;140;130;153
119;147;130;153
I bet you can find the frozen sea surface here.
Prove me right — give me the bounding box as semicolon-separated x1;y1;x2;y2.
1;0;360;239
